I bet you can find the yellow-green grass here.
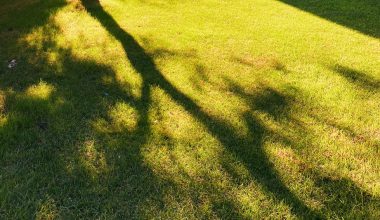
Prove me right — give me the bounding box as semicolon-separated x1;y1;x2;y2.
0;0;379;219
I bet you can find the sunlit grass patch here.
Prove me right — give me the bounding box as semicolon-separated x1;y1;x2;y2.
36;197;59;220
26;81;55;100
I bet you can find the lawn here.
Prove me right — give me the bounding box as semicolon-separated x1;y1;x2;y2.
0;0;379;219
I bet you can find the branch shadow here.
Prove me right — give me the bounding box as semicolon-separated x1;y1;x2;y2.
226;79;380;219
312;174;380;219
330;64;380;91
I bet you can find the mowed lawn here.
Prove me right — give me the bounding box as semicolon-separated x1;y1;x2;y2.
0;0;379;219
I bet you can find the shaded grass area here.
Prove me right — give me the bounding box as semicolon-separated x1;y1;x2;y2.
278;0;380;38
1;0;380;219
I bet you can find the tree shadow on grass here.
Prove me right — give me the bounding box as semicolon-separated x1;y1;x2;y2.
278;0;380;38
1;0;378;218
81;0;320;218
0;47;166;218
0;0;66;70
313;174;380;219
330;64;380;91
0;4;165;217
226;79;380;219
0;0;66;30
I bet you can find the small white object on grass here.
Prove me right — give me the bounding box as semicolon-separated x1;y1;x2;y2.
8;59;17;69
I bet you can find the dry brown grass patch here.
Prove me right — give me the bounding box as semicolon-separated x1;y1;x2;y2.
232;55;286;71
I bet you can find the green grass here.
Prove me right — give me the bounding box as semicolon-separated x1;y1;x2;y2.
0;0;379;219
